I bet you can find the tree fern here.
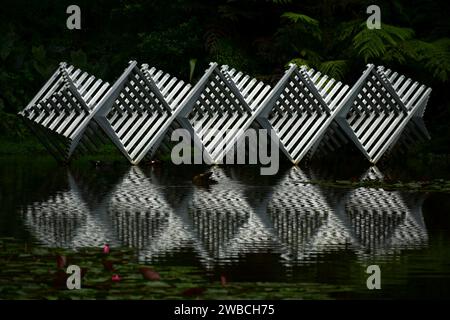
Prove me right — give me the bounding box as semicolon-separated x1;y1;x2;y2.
352;23;414;62
318;60;349;80
281;12;318;26
281;12;321;41
424;39;450;82
337;20;363;42
410;39;450;82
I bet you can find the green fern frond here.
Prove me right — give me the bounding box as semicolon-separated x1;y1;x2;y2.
385;40;420;63
411;39;450;81
352;23;414;62
382;38;450;82
337;20;363;42
318;60;349;80
204;26;227;53
281;12;321;40
281;12;319;27
379;24;414;43
287;58;310;68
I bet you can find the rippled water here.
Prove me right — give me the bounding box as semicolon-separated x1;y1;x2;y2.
1;157;450;298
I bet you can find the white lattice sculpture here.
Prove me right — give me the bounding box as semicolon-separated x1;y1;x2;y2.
223;64;351;164
219;65;276;161
94;61;191;164
21;61;431;165
177;62;259;164
19;62;111;162
336;64;432;163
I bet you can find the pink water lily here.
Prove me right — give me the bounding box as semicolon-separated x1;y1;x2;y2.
56;255;66;269
139;267;161;281
220;274;227;287
111;274;121;282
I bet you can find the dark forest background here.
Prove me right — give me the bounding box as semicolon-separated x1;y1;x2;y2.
0;0;449;155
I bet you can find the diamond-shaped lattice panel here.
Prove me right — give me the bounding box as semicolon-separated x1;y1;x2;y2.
256;65;350;164
19;62;110;162
178;63;254;163
337;64;432;163
95;61;189;164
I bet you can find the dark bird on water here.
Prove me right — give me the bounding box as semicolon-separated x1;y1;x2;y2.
192;171;217;186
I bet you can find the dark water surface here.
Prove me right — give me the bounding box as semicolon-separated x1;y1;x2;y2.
1;157;450;299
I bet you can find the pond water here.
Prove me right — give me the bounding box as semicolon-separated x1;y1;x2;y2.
1;157;450;299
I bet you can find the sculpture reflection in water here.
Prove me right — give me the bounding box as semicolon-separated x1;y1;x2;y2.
21;165;428;268
22;171;120;248
343;167;428;259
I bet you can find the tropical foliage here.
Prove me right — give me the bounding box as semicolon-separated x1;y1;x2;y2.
0;0;449;152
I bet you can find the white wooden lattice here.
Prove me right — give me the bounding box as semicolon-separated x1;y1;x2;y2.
220;65;275;159
336;64;432;163
18;62;111;162
223;64;351;164
94;61;190;164
264;65;351;163
20;61;432;165
177;62;256;164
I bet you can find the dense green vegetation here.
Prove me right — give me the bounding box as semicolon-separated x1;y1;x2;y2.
1;0;449;154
